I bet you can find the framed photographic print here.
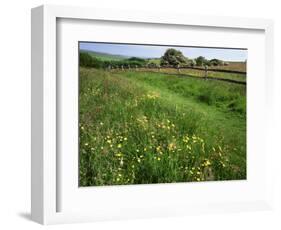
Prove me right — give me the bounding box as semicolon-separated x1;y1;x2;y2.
31;5;274;225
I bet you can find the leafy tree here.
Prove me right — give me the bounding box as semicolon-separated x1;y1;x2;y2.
79;52;103;68
195;56;208;66
209;59;223;66
160;48;187;67
79;52;93;67
187;59;196;67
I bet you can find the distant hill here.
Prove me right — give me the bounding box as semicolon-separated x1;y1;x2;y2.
80;49;130;61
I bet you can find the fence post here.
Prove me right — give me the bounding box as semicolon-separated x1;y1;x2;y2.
177;64;180;73
204;65;208;80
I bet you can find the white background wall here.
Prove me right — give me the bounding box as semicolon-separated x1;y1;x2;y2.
0;0;280;229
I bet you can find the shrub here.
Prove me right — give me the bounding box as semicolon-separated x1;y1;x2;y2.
160;48;187;67
195;56;208;66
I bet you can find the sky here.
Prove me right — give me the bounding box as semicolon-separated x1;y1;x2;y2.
80;42;247;62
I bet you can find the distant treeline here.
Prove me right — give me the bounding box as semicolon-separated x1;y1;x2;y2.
80;48;239;69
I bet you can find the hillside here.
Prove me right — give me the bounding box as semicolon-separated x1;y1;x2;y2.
80;49;130;61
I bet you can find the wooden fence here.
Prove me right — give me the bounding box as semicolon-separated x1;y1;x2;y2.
107;65;247;85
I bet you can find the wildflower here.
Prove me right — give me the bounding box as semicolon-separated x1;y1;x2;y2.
168;143;176;151
107;140;111;144
100;122;104;126
183;135;190;143
117;144;122;148
115;152;122;157
124;137;127;141
157;157;161;161
205;160;211;167
84;143;89;146
156;146;161;152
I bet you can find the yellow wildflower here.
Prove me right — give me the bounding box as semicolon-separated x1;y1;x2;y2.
168;143;176;151
115;152;122;157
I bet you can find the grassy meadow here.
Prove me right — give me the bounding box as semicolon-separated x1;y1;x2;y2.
140;67;246;82
79;67;246;186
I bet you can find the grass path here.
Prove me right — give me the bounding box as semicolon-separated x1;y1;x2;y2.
113;71;246;167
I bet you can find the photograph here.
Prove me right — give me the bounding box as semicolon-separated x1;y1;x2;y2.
78;42;247;187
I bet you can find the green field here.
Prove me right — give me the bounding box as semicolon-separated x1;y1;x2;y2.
79;67;246;186
137;67;246;82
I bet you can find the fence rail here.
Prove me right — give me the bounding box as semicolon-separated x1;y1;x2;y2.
140;69;247;85
176;66;246;75
107;65;247;85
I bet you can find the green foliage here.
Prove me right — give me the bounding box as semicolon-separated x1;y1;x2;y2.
79;52;93;67
160;48;187;67
195;56;208;66
209;58;223;66
187;59;196;67
80;52;148;69
79;68;246;186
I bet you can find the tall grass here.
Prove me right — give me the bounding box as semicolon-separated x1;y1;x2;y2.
79;68;246;186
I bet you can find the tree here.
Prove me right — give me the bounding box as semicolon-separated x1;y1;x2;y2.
79;52;93;67
195;56;208;66
187;59;196;67
79;52;103;68
209;58;223;66
160;49;187;67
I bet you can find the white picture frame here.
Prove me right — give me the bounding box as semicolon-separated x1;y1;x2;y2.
31;4;274;225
